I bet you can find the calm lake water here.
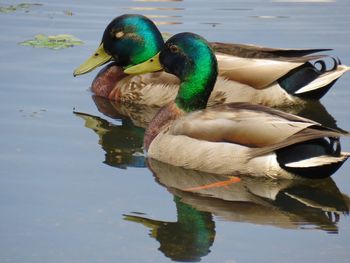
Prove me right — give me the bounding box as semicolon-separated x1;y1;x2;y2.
1;0;350;262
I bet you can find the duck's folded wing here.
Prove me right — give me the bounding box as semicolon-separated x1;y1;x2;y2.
211;42;331;58
169;103;343;157
216;53;347;91
216;54;309;89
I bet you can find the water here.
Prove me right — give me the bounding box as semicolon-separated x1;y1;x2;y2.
0;0;350;262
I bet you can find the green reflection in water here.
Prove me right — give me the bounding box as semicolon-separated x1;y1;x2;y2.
125;196;215;262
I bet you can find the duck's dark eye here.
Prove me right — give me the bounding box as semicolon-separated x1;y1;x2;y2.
169;44;179;53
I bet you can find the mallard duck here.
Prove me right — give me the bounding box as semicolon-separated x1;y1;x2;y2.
124;32;349;179
74;14;349;108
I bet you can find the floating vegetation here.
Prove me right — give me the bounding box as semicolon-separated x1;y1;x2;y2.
0;3;42;13
63;9;73;16
19;34;84;50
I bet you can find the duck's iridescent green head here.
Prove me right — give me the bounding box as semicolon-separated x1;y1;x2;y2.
126;32;218;112
164;33;217;111
159;32;217;82
102;14;164;66
74;14;164;76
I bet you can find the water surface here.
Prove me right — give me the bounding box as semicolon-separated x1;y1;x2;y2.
1;0;350;262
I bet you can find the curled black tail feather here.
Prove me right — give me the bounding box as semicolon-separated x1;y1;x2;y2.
278;56;341;99
276;138;346;179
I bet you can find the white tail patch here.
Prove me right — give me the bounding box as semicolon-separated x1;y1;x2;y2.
295;65;350;94
285;154;350;168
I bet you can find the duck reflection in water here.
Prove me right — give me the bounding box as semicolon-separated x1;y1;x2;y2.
124;159;350;261
125;197;215;262
74;109;145;169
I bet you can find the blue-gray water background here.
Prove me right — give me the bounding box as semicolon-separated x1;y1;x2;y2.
1;0;350;262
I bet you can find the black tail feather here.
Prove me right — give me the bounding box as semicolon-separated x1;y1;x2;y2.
278;57;341;99
276;138;345;179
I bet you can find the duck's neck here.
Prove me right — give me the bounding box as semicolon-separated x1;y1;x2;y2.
144;102;184;151
175;58;218;112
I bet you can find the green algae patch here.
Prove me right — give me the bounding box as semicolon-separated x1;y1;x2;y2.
19;34;84;50
63;9;74;16
0;3;42;13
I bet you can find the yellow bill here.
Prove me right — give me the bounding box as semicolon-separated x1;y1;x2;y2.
73;43;112;76
124;53;163;75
